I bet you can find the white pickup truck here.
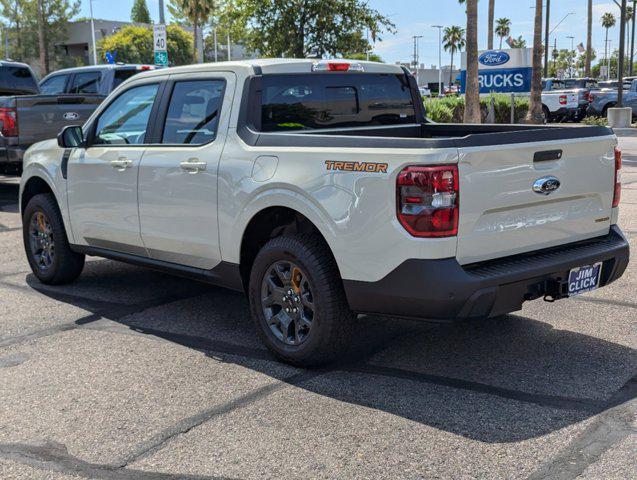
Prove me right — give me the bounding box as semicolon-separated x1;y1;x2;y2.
19;59;629;366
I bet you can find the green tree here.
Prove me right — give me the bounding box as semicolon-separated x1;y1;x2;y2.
495;18;510;49
224;0;394;58
1;0;78;73
442;26;465;86
98;24;193;66
131;0;152;23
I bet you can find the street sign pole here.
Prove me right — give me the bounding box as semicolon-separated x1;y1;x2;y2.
153;24;168;67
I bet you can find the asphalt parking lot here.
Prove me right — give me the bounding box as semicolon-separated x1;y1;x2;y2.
0;142;635;480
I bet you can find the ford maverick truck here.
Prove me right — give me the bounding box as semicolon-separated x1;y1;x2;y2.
19;59;629;366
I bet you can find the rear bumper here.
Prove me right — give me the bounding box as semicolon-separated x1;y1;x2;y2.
343;225;630;321
551;104;588;120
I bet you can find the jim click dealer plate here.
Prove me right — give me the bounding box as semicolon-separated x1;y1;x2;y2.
567;262;602;297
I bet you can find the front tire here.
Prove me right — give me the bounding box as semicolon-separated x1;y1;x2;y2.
248;234;354;367
22;193;85;285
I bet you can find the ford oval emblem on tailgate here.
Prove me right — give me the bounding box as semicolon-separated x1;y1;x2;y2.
533;176;561;195
63;112;80;120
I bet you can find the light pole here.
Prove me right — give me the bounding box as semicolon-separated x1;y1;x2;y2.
433;25;443;97
412;35;423;86
89;0;97;65
567;35;575;77
158;0;165;24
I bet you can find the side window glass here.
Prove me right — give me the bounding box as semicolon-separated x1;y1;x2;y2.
93;84;159;145
162;80;225;144
70;72;102;94
40;75;68;95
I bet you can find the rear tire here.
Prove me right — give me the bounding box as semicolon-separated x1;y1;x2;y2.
542;106;550;124
22;193;85;285
248;234;354;367
602;103;615;118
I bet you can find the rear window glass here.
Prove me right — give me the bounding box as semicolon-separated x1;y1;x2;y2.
0;66;38;95
259;73;416;131
69;71;102;94
113;69;141;89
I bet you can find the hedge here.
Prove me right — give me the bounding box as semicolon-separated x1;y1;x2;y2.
423;94;530;123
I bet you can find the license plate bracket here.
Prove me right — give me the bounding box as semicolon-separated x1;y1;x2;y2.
567;262;602;297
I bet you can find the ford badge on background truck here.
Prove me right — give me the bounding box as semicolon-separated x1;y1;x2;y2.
19;59;629;366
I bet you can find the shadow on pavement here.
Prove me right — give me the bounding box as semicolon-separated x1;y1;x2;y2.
22;258;637;444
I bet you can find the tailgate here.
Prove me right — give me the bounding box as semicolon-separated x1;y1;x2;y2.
456;135;617;265
17;95;103;145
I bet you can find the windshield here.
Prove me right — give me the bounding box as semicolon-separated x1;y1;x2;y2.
259;73;417;131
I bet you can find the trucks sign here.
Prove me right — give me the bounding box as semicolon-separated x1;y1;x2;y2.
460;48;532;94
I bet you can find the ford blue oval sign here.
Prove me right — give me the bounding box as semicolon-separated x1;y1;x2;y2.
478;51;510;67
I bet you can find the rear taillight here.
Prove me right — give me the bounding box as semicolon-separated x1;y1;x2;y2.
0;107;17;137
613;147;622;208
397;165;459;237
588;92;595;102
559;95;568;105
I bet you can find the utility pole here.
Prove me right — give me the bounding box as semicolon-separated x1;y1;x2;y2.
214;28;218;62
567;35;574;77
433;25;443;97
544;0;550;77
89;0;97;65
412;35;422;86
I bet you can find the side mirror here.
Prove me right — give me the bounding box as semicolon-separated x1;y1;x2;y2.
57;125;85;148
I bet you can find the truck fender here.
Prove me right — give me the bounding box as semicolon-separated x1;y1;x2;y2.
225;185;341;267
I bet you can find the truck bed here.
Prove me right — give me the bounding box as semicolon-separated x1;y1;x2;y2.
239;122;613;149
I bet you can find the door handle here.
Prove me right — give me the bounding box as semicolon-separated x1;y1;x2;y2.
110;157;133;170
180;158;207;174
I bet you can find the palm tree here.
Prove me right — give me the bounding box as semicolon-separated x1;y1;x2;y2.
625;6;634;75
602;12;616;79
443;26;465;86
488;0;495;50
462;0;480;123
172;0;215;63
495;18;511;49
526;0;543;124
585;0;593;76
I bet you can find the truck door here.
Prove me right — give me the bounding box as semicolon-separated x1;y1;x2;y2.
137;72;235;269
67;81;161;254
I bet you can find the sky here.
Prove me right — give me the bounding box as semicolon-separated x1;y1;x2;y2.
77;0;628;67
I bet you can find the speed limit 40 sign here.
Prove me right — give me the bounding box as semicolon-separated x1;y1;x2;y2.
153;24;168;66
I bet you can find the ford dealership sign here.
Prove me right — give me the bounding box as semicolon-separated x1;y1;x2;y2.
478;51;510;67
460;48;532;94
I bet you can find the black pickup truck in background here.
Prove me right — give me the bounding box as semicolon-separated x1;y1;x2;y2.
0;63;153;175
